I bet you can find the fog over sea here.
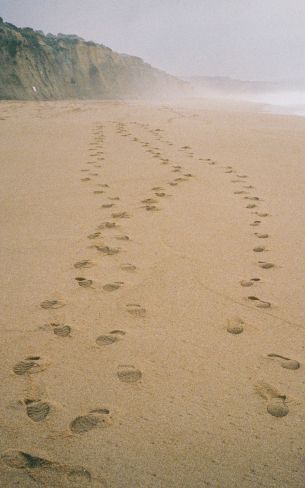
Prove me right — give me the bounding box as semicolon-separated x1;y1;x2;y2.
241;91;305;117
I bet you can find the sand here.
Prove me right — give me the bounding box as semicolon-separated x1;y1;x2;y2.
1;98;305;487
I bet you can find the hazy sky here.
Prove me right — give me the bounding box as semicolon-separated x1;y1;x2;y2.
1;0;304;81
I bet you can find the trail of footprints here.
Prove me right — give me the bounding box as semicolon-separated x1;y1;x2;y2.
200;149;300;418
6;117;299;483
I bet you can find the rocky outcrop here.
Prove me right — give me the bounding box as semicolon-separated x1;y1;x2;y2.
0;18;186;100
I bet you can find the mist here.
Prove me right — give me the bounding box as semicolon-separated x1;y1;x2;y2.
1;0;305;82
1;0;305;112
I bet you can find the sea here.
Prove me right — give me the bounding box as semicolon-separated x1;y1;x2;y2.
242;91;305;117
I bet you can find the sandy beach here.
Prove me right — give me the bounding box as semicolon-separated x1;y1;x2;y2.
1;99;305;487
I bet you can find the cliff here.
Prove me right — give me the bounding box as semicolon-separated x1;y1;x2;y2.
0;18;186;100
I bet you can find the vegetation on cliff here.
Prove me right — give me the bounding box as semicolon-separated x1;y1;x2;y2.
0;17;186;100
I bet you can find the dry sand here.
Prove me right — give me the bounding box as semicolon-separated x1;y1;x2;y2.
1;98;305;487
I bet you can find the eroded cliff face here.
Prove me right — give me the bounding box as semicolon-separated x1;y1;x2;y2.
0;18;186;100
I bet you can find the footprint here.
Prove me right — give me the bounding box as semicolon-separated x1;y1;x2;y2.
117;365;142;383
227;316;244;335
155;192;166;197
87;232;101;239
101;203;114;209
142;198;158;204
1;449;52;469
248;296;271;308
115;235;130;241
112;211;129;219
109;330;126;336
126;304;146;317
70;408;111;434
96;335;119;346
240;280;254;287
73;260;95;269
80;177;91;182
255;233;269;239
144;205;159;211
98;222;117;229
95;245;119;255
246;204;257;209
120;263;136;272
1;449;93;485
103;282;123;292
13;357;46;376
40;299;65;310
259;262;274;269
253;246;265;252
41;323;71;337
25;400;50;422
93;190;104;194
75;277;93;288
255;382;289;417
250;220;261;227
53;324;71;337
256;212;269;217
267;353;300;370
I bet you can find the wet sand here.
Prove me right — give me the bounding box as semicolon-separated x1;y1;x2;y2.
1;99;305;487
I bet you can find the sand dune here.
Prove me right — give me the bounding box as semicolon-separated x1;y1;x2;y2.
1;99;305;487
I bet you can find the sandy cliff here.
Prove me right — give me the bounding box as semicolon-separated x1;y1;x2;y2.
0;18;186;100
